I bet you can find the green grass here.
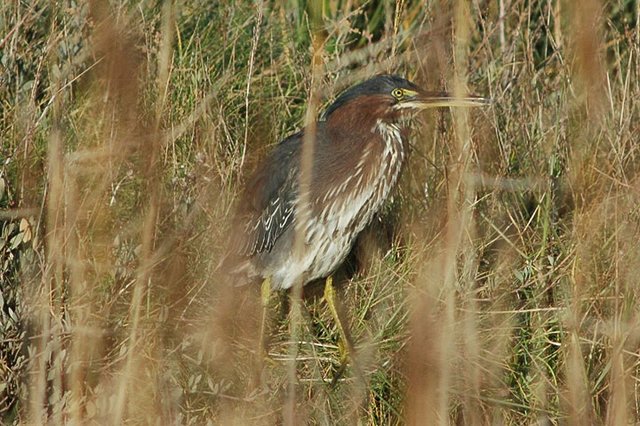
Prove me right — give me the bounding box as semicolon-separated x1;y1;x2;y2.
1;0;640;424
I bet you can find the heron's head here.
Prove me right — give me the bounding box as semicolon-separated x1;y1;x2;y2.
322;74;489;123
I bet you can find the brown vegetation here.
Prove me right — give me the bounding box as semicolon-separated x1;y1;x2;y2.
1;1;639;424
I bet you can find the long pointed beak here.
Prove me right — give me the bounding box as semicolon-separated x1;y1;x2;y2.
396;91;491;110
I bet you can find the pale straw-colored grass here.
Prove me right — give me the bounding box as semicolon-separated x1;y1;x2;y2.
1;1;639;424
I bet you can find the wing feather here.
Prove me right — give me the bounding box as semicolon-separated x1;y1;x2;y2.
236;132;301;256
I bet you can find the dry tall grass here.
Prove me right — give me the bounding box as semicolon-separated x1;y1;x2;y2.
1;0;639;424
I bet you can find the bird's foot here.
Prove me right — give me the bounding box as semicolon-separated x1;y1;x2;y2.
323;276;364;386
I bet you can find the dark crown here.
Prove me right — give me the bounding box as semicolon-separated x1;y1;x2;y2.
322;75;420;119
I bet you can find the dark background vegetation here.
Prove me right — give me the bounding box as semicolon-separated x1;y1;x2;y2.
1;0;639;424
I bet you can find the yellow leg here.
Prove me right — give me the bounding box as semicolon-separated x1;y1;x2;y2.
258;277;271;356
323;276;353;363
324;276;366;387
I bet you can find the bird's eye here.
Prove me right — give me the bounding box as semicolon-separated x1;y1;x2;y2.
391;88;404;99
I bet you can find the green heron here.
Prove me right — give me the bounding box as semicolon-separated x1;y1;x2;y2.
228;74;488;354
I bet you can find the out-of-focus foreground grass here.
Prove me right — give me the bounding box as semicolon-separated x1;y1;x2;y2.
1;1;639;424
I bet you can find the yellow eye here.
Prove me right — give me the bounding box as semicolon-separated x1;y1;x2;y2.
391;88;404;99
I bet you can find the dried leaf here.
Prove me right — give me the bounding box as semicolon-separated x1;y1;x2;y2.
19;218;31;243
